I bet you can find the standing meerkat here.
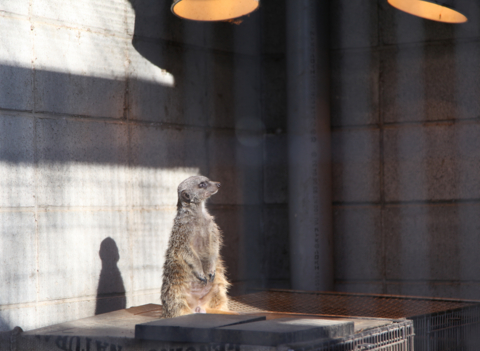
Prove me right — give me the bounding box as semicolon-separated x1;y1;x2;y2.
161;175;232;318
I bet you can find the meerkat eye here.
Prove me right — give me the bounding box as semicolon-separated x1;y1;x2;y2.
199;182;207;188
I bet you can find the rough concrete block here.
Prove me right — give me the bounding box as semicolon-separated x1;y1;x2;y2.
332;128;380;203
0;1;29;15
128;40;209;126
380;0;480;45
263;206;290;282
0;17;33;111
34;298;97;331
384;123;480;201
36;118;128;207
36;209;130;301
264;134;288;204
262;55;287;131
330;0;378;49
210;205;263;284
380;43;480;123
130;125;207;207
0;211;37;305
33;24;126;118
0;115;35;207
385;203;480;282
0;306;37;332
207;130;263;205
32;0;128;34
333;205;383;280
135;314;266;342
331;50;379;127
218;318;354;346
129;209;176;292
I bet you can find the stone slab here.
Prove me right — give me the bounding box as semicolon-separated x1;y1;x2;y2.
135;314;266;342
217;318;354;346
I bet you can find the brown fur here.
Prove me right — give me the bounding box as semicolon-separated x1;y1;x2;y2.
161;175;231;318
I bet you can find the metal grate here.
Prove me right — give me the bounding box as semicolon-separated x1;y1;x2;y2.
308;321;414;351
229;289;477;319
229;289;480;351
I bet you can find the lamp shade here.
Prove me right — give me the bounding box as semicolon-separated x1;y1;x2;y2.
171;0;259;21
388;0;467;23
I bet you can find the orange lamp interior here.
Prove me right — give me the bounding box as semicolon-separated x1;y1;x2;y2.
172;0;259;21
388;0;467;23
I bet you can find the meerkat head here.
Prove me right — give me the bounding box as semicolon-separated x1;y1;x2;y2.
177;175;221;207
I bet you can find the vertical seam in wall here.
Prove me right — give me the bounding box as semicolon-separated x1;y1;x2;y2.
377;0;387;295
29;0;40;320
124;22;135;307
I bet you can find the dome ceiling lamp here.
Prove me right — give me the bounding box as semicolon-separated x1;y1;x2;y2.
171;0;259;22
388;0;467;23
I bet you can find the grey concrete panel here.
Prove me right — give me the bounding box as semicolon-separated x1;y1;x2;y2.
33;24;126;118
34;299;98;331
37;210;130;301
208;130;263;205
0;17;33;111
380;0;480;45
333;205;383;280
332;128;380;203
260;0;286;54
0;115;35;207
218;318;354;346
33;0;129;34
127;0;205;47
130;125;207;207
128;40;209;126
207;51;235;128
0;0;29;15
381;43;477;123
334;282;384;295
36;118;128;207
262;55;287;131
129;209;176;292
331;50;379;127
263;206;290;282
330;0;378;49
203;11;261;56
210;205;263;285
384;123;480;202
264;134;288;204
384;203;480;281
0;211;37;305
0;306;37;332
135;314;266;342
386;282;480;300
207;53;261;130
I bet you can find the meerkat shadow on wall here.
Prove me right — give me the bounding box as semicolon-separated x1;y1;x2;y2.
95;237;127;315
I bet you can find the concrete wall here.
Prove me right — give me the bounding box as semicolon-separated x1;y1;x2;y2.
331;0;480;299
0;0;288;332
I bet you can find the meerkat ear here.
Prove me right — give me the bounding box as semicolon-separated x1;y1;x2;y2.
181;190;191;202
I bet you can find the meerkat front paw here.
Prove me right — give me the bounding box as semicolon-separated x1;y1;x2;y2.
194;272;208;284
208;271;216;282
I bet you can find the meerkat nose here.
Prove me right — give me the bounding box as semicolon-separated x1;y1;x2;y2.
216;182;221;188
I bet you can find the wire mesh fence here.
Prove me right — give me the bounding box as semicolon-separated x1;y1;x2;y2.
229;289;480;351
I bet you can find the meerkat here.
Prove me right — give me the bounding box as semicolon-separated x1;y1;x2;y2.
160;175;232;318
